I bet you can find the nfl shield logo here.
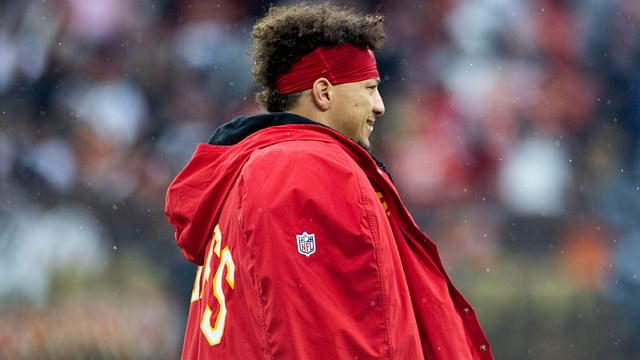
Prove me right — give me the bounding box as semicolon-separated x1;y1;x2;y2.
296;232;316;257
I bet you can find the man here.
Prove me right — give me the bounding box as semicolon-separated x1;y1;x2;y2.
165;4;492;359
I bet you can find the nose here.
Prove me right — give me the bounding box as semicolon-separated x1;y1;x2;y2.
373;89;385;116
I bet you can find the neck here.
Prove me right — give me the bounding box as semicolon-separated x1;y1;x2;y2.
287;104;331;128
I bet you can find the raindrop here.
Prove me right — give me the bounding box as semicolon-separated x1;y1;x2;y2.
485;268;490;273
112;204;118;210
113;245;118;251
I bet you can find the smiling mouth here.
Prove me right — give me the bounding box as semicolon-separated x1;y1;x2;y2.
366;119;375;133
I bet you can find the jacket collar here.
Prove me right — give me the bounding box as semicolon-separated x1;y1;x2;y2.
208;112;320;145
208;112;392;178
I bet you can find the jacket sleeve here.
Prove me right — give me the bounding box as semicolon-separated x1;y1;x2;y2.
237;141;393;359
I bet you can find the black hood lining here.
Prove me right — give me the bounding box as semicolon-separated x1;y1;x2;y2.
208;112;320;146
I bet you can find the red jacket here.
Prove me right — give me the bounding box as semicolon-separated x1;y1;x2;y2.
165;113;492;359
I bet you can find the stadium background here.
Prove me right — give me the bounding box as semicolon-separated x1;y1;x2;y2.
1;0;639;358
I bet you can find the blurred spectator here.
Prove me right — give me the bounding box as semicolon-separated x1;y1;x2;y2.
0;203;107;306
498;135;572;216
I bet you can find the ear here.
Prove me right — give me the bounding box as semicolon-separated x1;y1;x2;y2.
311;78;333;111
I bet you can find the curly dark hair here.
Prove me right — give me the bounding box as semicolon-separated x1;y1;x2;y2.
252;3;385;112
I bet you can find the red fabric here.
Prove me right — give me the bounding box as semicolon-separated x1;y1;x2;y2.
165;124;493;359
275;45;380;94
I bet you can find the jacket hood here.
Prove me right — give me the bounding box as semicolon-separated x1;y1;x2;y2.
165;113;324;264
207;112;318;145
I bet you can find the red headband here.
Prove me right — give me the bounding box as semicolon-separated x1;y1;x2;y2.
275;44;380;95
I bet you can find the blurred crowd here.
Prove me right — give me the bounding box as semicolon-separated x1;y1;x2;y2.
1;0;639;358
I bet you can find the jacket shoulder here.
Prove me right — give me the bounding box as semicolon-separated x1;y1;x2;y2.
238;139;369;210
247;139;358;174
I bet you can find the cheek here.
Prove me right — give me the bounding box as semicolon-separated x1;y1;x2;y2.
351;97;368;112
354;100;372;123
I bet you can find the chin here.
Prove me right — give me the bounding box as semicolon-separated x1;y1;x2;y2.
356;139;371;152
